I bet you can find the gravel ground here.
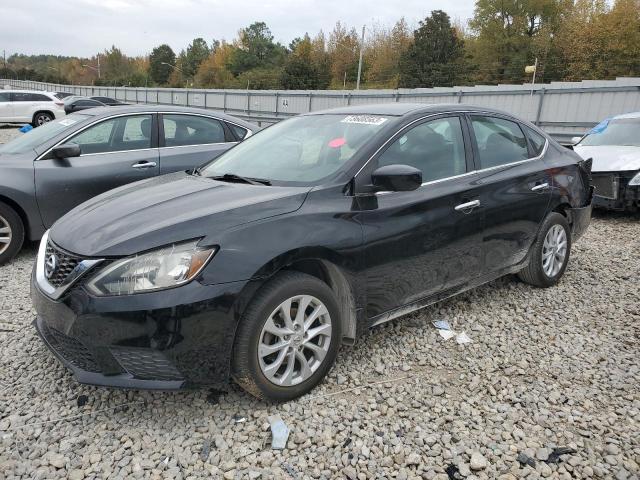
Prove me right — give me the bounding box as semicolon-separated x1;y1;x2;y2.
1;123;639;479
0;125;22;144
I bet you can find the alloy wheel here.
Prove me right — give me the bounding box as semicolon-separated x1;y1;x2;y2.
258;295;332;386
36;114;51;125
0;215;12;255
542;224;567;278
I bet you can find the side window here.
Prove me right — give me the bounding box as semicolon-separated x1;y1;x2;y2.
32;94;51;102
523;125;547;156
0;92;10;102
12;93;33;102
470;116;530;169
377;116;467;183
227;123;248;140
68;115;152;155
163;114;226;147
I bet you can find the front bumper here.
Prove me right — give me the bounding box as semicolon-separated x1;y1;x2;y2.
592;172;639;211
31;270;251;390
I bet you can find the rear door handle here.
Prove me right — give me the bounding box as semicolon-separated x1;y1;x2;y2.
531;182;550;192
132;161;157;169
454;199;481;212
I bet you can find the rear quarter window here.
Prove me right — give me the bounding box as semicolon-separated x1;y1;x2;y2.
523;125;547;156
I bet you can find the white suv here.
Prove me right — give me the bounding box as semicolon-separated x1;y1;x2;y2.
0;90;66;127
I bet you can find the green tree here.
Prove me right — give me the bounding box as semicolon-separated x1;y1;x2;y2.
149;44;176;85
281;34;321;89
184;38;210;78
399;10;464;88
227;22;286;76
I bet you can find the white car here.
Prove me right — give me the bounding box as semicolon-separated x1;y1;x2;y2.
572;112;640;212
0;90;66;127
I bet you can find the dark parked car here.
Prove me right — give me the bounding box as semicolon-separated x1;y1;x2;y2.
31;104;593;401
0;105;255;264
64;97;106;114
90;96;127;106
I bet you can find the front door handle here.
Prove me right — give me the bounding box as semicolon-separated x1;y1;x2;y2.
454;199;481;212
132;161;157;169
531;182;550;192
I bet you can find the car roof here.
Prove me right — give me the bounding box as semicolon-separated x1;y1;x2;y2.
612;111;640;120
307;103;519;117
2;89;54;95
81;104;255;128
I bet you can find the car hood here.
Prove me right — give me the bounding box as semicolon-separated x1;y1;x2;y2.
50;172;311;257
573;145;640;172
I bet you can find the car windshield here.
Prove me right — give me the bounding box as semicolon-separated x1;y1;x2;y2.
0;114;90;154
199;114;391;184
580;118;640;147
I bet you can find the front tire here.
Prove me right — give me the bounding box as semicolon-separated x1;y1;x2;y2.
232;271;341;402
32;112;53;127
518;212;571;288
0;202;25;266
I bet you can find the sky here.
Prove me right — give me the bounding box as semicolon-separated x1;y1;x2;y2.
0;0;475;58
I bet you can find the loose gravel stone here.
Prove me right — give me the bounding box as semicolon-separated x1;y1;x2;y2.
0;138;638;480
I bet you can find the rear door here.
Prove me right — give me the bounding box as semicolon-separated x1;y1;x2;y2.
0;92;14;121
35;113;160;227
11;92;35;122
467;114;552;274
158;113;237;174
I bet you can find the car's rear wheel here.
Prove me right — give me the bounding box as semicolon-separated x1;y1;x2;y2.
518;212;571;287
232;271;341;402
32;112;53;127
0;203;25;266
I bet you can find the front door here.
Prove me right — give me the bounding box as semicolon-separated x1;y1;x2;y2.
358;115;485;319
35;113;160;227
0;92;14;122
467;115;552;273
159;113;237;174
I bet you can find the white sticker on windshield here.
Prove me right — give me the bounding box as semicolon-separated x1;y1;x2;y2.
341;115;388;126
58;119;77;126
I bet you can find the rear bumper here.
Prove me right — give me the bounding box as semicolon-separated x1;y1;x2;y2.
31;269;252;390
569;202;592;241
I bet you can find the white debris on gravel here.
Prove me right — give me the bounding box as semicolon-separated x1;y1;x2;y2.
0;159;639;477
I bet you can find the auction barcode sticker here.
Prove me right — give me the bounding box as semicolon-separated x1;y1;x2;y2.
341;115;388;126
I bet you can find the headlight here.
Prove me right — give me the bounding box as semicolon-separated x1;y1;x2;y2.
629;171;640;186
87;240;216;296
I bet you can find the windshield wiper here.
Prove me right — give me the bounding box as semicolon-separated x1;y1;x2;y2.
210;173;271;186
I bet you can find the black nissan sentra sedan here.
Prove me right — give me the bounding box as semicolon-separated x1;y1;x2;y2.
32;104;593;401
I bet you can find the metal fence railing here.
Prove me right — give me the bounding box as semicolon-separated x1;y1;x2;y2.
3;77;640;143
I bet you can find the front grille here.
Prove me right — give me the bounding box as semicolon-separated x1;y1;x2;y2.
110;347;183;381
40;322;100;372
592;174;618;199
45;242;83;288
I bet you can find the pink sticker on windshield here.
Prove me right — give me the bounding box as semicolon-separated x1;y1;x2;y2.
328;137;346;148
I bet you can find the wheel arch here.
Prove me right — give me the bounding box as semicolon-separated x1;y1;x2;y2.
0;195;28;245
32;110;55;123
232;247;360;345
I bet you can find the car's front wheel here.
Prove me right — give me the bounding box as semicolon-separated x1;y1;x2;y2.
232;271;341;402
32;112;53;127
518;212;571;287
0;202;25;266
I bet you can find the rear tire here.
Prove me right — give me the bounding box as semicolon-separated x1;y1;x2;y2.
232;271;341;402
518;212;571;288
0;202;25;266
32;112;53;127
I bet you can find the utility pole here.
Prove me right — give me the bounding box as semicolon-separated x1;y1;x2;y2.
356;25;365;90
97;54;101;79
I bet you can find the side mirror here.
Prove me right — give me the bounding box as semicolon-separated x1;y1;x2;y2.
371;164;422;192
571;136;582;145
52;143;81;159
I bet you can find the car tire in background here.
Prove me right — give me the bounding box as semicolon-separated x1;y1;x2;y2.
0;202;25;266
518;212;572;288
232;271;341;402
32;112;53;127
